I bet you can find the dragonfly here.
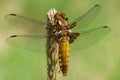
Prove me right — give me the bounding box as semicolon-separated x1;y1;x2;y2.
5;4;111;76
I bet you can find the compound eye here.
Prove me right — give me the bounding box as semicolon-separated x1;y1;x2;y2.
58;20;62;26
58;20;67;26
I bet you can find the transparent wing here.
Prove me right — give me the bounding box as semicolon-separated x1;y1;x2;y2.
6;34;46;53
70;26;111;50
70;4;101;31
5;14;46;34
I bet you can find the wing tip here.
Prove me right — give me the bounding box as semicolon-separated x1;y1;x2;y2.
94;4;101;8
6;35;17;42
102;26;110;29
10;35;18;38
99;26;111;33
103;26;108;28
102;26;111;31
4;13;16;20
9;13;16;16
95;4;99;7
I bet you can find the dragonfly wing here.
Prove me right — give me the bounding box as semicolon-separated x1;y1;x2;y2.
5;14;46;34
70;26;111;50
70;4;101;31
6;34;46;53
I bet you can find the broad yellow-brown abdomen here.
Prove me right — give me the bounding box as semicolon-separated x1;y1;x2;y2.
59;38;69;76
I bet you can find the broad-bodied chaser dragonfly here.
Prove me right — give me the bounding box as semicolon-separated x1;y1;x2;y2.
5;4;111;76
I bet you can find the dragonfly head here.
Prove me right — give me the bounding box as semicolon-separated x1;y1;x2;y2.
54;12;68;27
47;8;68;30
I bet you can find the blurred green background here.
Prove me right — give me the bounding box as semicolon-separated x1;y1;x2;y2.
0;0;120;80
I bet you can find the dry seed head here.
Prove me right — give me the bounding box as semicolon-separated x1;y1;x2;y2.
47;8;57;24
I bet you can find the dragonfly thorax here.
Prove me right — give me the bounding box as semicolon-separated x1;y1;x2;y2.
47;8;71;38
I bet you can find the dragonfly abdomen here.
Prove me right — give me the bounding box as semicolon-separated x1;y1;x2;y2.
59;38;69;76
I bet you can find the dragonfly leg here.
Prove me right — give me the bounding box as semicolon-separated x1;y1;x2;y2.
69;33;80;43
69;22;77;29
49;34;61;42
